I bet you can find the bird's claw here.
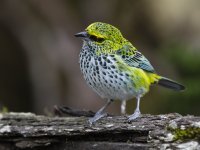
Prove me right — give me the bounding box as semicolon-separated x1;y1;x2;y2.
89;113;107;125
128;110;141;122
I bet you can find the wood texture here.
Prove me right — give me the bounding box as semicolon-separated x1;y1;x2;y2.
0;112;199;149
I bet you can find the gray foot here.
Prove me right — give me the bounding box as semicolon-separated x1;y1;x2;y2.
89;112;107;125
128;110;141;121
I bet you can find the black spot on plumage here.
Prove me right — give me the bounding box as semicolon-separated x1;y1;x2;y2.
103;62;107;67
120;78;123;81
111;65;115;69
102;71;106;75
109;75;113;78
110;80;113;83
107;59;111;63
120;73;123;76
125;73;129;77
103;83;107;87
103;66;107;69
113;58;116;61
96;66;99;71
100;61;103;66
98;57;101;61
114;75;118;78
122;55;126;59
95;60;98;65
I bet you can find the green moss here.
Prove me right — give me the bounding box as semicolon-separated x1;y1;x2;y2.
0;106;8;113
168;126;200;141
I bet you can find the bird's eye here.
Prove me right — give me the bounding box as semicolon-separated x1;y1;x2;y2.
89;35;105;43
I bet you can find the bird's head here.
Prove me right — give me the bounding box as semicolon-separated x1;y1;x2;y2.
75;22;129;54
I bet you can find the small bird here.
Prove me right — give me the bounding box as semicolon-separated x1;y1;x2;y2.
75;22;185;124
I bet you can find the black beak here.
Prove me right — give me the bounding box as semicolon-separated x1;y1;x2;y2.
74;31;88;38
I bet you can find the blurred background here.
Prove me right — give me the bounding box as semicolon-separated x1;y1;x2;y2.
0;0;199;116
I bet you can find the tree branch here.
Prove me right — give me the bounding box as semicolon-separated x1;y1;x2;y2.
0;112;199;149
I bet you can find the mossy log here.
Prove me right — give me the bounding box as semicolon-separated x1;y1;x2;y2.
0;112;199;150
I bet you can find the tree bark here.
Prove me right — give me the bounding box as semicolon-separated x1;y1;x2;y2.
0;112;199;150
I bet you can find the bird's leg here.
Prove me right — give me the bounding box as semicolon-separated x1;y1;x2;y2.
121;100;126;115
128;96;141;121
89;99;113;124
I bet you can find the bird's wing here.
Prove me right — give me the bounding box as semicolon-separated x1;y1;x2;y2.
116;45;155;73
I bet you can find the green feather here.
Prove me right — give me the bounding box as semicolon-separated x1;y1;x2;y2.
116;45;155;73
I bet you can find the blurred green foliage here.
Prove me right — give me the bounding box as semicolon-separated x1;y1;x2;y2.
161;43;200;115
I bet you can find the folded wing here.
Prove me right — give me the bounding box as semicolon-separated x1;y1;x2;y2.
116;45;155;73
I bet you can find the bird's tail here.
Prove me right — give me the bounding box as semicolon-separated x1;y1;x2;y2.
157;77;185;91
147;73;185;91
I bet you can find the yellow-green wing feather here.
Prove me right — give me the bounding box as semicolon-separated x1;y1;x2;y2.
116;45;155;73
